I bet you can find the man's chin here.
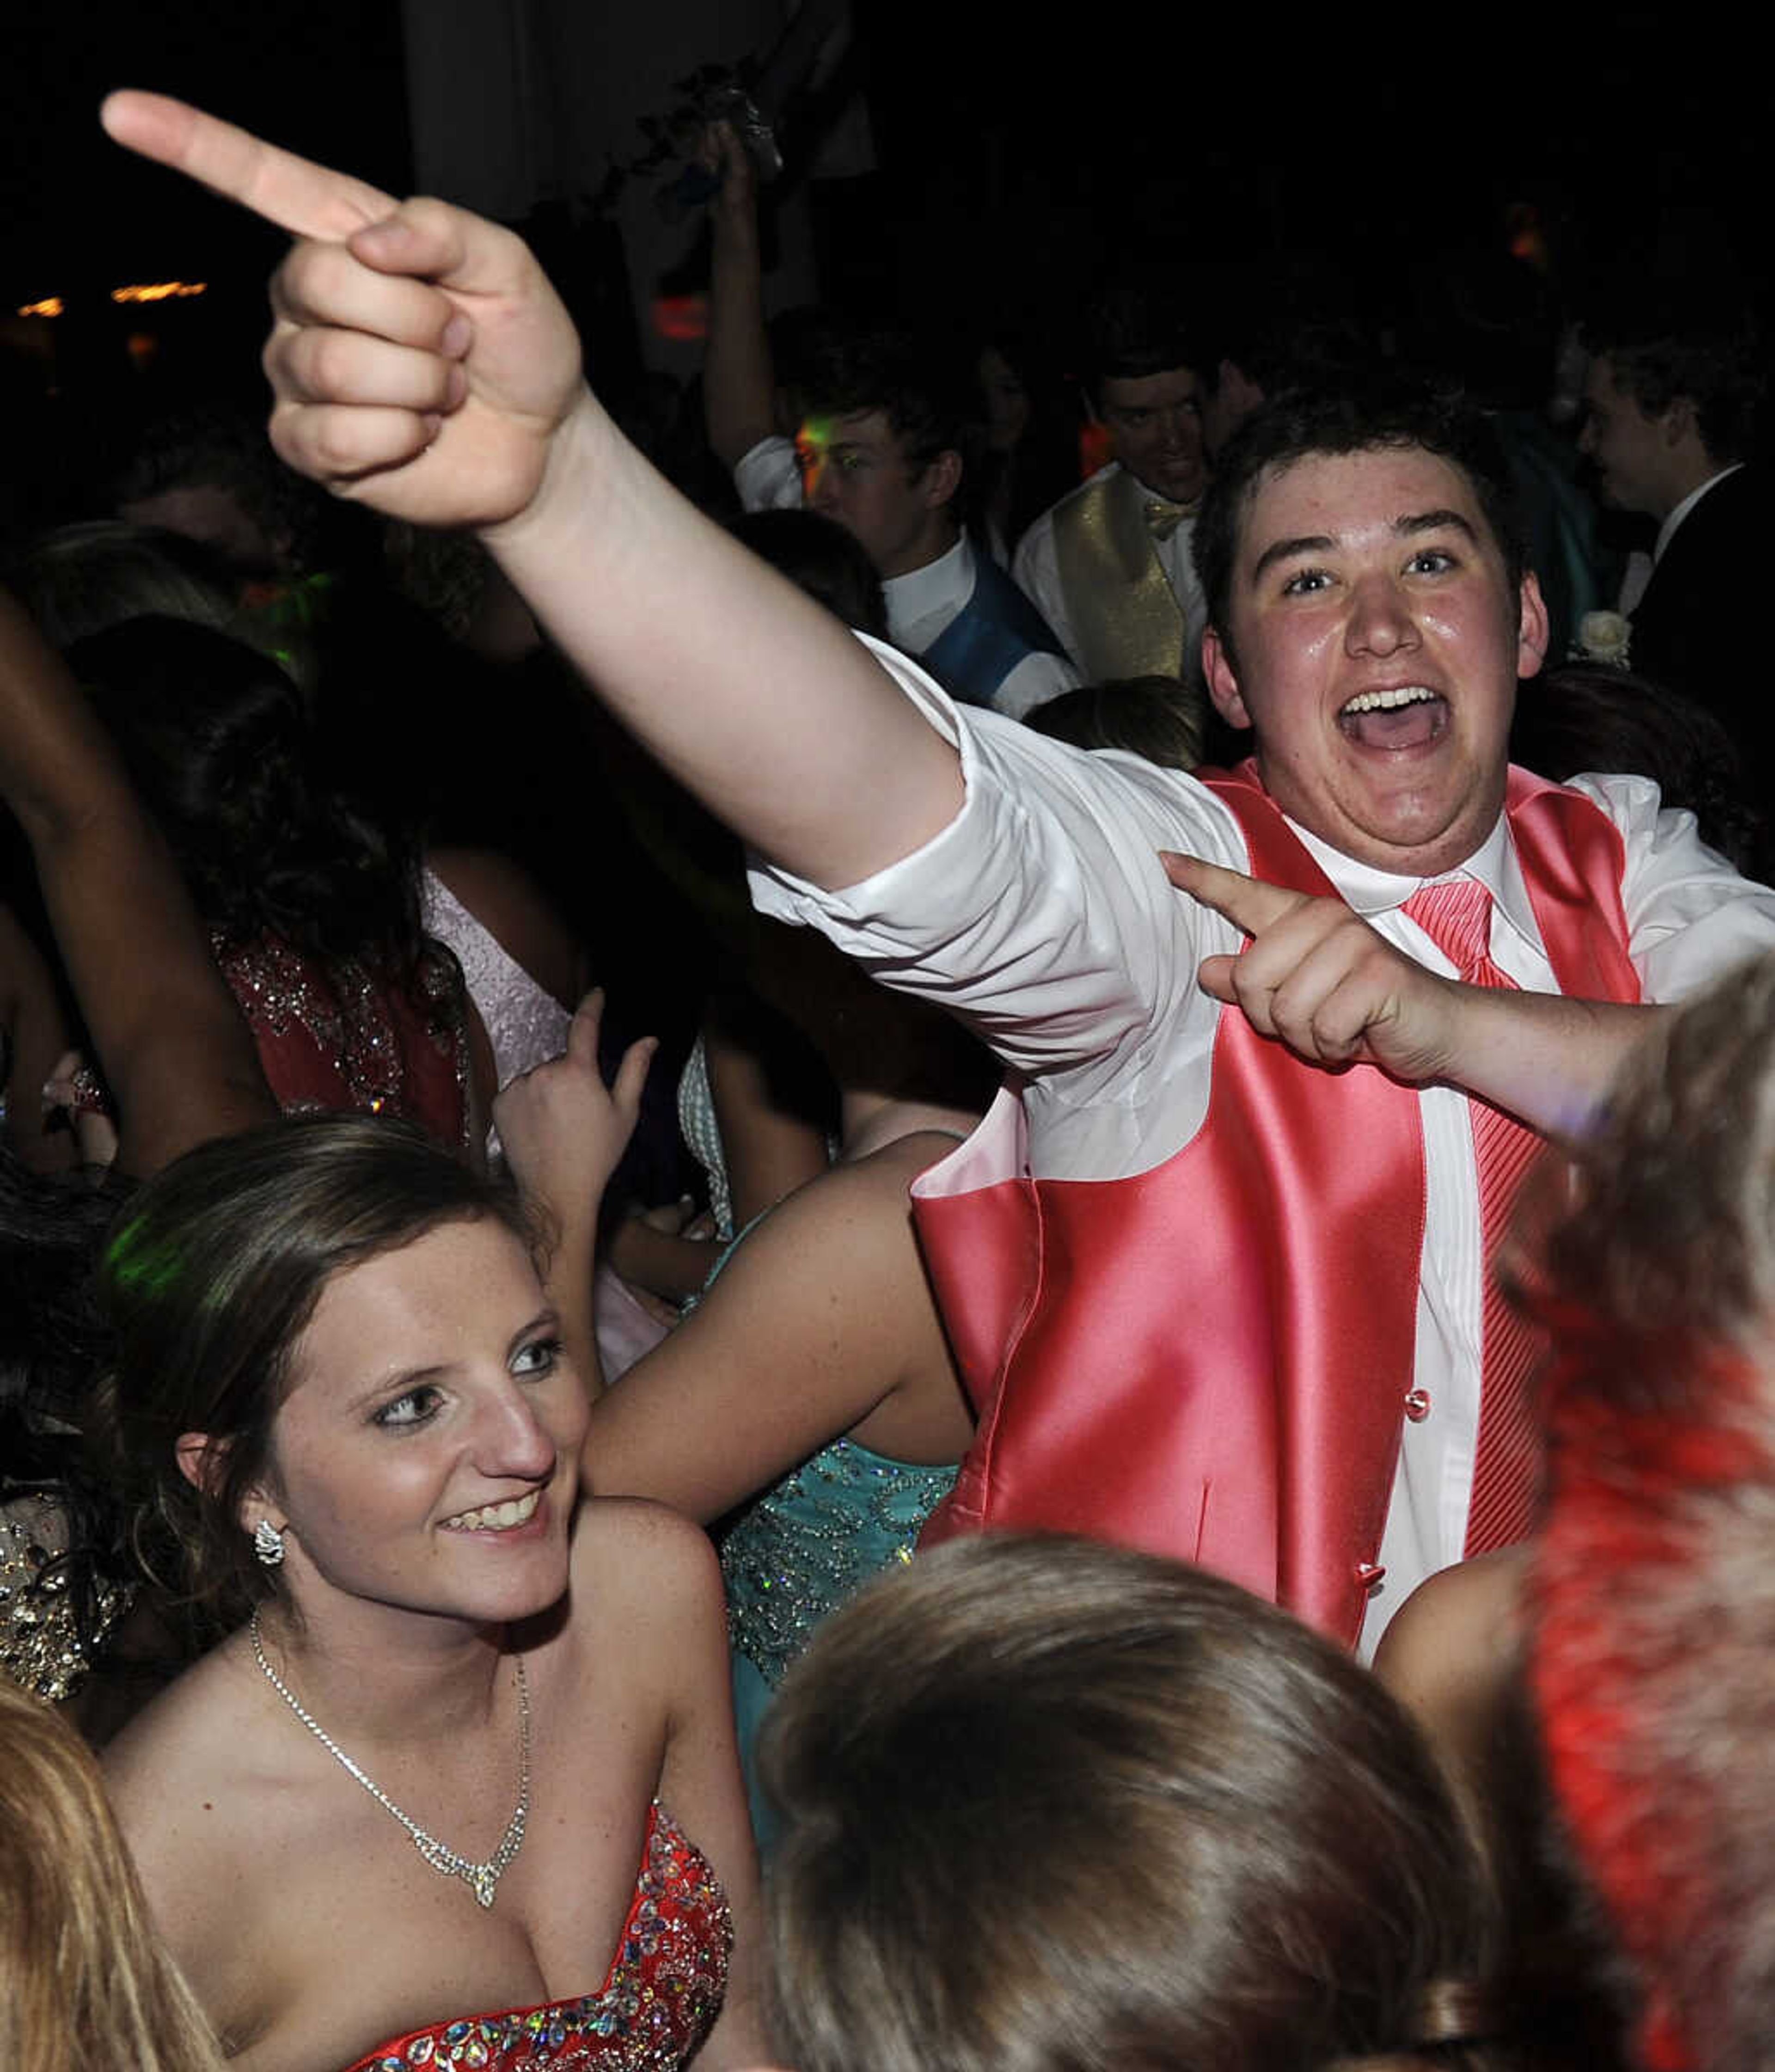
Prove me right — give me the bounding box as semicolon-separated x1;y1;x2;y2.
1135;470;1206;507
1260;764;1503;878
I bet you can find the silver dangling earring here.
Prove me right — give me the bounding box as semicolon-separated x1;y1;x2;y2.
252;1518;287;1568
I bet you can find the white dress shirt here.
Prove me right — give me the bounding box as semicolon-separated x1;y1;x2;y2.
733;432;802;513
754;641;1775;1649
882;536;1077;719
1012;462;1208;676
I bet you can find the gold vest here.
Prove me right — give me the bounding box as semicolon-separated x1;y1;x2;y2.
1050;466;1188;681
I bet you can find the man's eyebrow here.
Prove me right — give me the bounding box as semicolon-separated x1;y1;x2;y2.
1249;534;1335;585
1396;508;1479;543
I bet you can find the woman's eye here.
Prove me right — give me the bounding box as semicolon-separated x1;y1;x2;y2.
512;1336;562;1380
374;1385;443;1429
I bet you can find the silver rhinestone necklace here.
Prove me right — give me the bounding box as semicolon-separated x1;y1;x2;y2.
249;1609;529;1909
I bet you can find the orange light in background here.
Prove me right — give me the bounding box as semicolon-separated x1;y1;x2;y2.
110;281;208;304
1505;205;1548;273
1078;418;1114;481
125;331;159;371
17;296;63;318
652;293;708;344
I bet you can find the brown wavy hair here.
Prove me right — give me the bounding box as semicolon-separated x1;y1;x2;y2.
88;1114;533;1641
761;1535;1513;2072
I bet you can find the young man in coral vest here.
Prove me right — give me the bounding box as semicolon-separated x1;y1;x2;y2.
103;93;1775;1651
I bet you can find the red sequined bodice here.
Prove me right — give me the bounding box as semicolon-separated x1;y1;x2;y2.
339;1804;731;2072
216;931;470;1151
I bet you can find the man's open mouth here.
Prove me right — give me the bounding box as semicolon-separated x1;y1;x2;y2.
1338;686;1448;751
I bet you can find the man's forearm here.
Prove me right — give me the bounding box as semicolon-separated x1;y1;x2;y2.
1440;988;1668;1140
1171;854;1666;1137
703;191;777;471
484;397;965;889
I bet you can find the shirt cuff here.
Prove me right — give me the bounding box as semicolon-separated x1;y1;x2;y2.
733;434;803;514
747;636;1012;950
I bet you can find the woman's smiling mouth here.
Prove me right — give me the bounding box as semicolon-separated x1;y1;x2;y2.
441;1490;543;1533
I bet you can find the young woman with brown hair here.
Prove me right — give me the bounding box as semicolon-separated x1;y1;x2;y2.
96;1114;763;2072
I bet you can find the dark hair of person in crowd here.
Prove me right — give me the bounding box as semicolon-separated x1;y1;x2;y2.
1511;663;1769;882
761;1535;1511;2072
89;1115;533;1639
1399;246;1564;413
1200;257;1373;402
105;398;338;578
766;304;856;423
1521;951;1775;2072
63;616;426;975
729;509;889;640
801;328;973;478
1194;384;1529;657
0;1677;223;2072
1578;288;1765;466
4;520;240;654
961;325;1080;557
1078;282;1199;404
1025;673;1207;771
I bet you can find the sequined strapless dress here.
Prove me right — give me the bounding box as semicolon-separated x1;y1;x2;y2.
71;932;472;1153
722;1434;957;1839
339;1804;730;2072
706;1214;959;1839
215;930;471;1150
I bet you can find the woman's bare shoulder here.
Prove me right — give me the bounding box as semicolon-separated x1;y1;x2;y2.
568;1496;721;1599
102;1635;290;1971
104;1634;254;1796
1374;1548;1529;1721
561;1498;724;1671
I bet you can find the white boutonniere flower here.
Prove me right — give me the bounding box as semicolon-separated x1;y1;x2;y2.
1576;610;1632;668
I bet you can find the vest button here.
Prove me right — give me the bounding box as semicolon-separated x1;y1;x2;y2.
1354;1561;1386;1592
1403;1388;1431;1422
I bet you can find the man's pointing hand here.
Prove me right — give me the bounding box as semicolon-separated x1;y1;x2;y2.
99;90;587;532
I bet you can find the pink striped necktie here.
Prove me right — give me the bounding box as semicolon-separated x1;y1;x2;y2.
1401;877;1545;1555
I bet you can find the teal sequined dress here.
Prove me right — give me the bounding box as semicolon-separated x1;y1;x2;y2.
722;1438;957;1833
706;1222;958;1832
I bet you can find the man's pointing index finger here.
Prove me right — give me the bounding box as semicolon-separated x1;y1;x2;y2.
1159;852;1306;937
100;91;398;243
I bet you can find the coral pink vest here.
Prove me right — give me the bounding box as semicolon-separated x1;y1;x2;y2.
914;766;1641;1645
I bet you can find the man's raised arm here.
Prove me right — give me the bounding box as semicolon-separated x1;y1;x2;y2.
98;92;962;891
698;120;780;474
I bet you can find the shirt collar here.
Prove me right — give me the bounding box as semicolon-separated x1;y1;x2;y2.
1287;802;1541;951
1654;461;1743;565
883;532;972;644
